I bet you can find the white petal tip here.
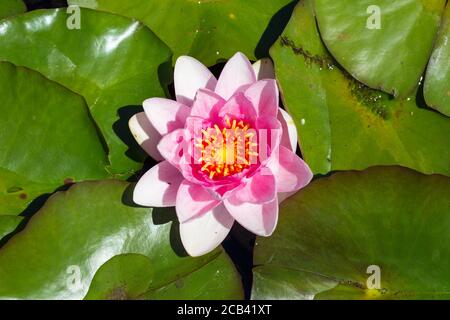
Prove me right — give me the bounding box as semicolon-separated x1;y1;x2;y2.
179;206;234;257
252;58;275;80
128;112;164;161
128;114;146;145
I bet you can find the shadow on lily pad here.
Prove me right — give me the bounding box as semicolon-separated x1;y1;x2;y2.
24;0;67;10
255;0;298;59
0;183;73;248
113;105;149;163
122;182;188;258
153;207;188;258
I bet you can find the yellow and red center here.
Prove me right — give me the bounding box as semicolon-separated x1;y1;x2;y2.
195;118;258;180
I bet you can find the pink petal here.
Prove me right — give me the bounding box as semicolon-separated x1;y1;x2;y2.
128;112;163;161
174;56;217;106
218;92;257;120
176;180;220;223
244;80;279;117
224;195;278;236
143;98;190;135
269;146;313;193
180;204;234;257
234;170;276;204
133;161;183;207
215;52;256;100
252;58;275;80
157;129;188;166
278;108;298;152
190;89;225;118
255;116;282;163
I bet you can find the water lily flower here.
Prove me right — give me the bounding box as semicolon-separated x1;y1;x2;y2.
129;52;313;257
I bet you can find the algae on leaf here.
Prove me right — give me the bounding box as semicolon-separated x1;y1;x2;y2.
271;0;450;175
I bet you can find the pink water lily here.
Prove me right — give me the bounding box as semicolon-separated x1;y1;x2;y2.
129;52;312;257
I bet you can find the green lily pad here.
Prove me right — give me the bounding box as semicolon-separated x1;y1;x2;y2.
0;180;242;299
314;0;445;97
0;168;56;216
0;8;172;176
0;215;23;240
85;253;243;300
253;166;450;300
270;0;450;175
0;0;25;20
68;0;293;66
0;62;108;215
424;4;450;116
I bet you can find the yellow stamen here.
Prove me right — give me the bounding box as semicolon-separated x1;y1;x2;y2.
195;118;258;180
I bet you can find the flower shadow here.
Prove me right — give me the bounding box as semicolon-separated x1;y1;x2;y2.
121;182;188;258
113;105;149;163
153;207;188;257
255;0;298;59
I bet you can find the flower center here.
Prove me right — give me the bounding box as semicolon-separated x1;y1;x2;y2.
195;118;258;180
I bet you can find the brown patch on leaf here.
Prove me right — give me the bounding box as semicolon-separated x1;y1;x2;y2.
64;178;74;185
279;36;335;69
107;286;129;300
